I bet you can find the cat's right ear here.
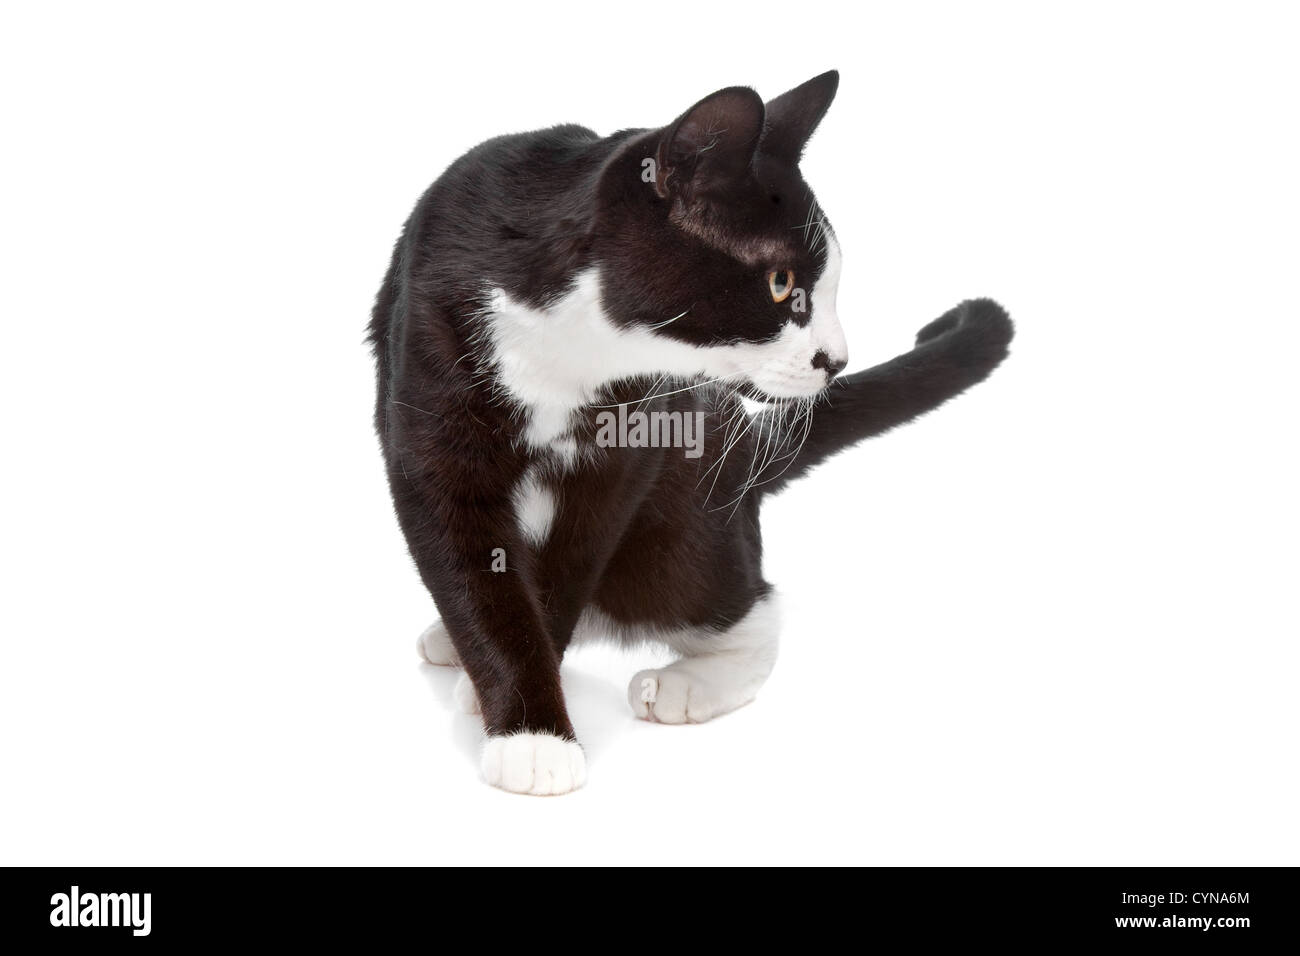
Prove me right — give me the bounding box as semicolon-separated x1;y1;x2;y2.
654;86;765;202
760;70;840;163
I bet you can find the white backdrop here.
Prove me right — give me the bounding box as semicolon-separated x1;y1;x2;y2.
2;1;1296;865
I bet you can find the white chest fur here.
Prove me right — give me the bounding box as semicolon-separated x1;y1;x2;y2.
483;269;716;458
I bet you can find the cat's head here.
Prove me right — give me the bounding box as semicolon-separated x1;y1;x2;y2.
599;71;846;401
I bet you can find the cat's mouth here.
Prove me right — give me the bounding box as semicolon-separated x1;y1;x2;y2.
735;377;830;403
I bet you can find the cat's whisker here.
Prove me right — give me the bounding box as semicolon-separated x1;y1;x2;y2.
761;400;799;477
743;397;817;496
701;402;760;503
813;218;832;257
698;408;744;487
588;372;739;408
750;401;787;491
731;398;794;510
391;399;442;417
645;308;691;331
723;395;814;512
713;391;750;470
704;417;757;506
632;373;670;412
716;390;748;440
694;367;777;491
737;405;774;496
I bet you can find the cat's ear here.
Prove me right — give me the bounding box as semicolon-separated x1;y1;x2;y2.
760;70;840;163
654;86;765;201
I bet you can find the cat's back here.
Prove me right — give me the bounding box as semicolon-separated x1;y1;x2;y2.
414;123;610;250
369;121;639;413
379;122;638;320
444;123;605;196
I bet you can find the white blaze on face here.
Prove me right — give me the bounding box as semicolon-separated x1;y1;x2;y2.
811;235;848;366
740;234;849;399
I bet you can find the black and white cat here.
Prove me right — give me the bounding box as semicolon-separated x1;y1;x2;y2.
369;71;1013;794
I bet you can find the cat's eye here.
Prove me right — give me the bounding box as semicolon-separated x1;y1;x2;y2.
768;269;795;303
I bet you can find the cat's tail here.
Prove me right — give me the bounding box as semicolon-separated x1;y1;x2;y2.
757;298;1014;496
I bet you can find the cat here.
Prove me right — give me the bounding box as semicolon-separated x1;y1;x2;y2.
368;71;1014;794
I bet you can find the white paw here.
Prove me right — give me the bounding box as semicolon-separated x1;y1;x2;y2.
628;667;755;724
453;672;481;715
416;621;460;666
480;733;587;796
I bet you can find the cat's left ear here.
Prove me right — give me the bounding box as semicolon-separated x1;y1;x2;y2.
760;70;840;163
655;86;765;201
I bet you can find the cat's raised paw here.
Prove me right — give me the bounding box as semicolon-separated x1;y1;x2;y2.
416;621;460;666
481;733;587;795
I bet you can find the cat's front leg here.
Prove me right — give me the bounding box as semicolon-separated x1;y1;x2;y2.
392;478;585;795
628;593;781;724
445;591;586;795
456;594;584;794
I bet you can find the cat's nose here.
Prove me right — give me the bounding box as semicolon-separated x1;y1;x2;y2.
811;350;847;379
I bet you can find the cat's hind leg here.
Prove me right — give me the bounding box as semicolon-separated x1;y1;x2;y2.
420;622;483;713
628;593;780;724
416;620;461;666
453;671;481;714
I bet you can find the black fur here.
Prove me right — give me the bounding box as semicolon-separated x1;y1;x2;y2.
368;72;1013;753
757;298;1014;494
